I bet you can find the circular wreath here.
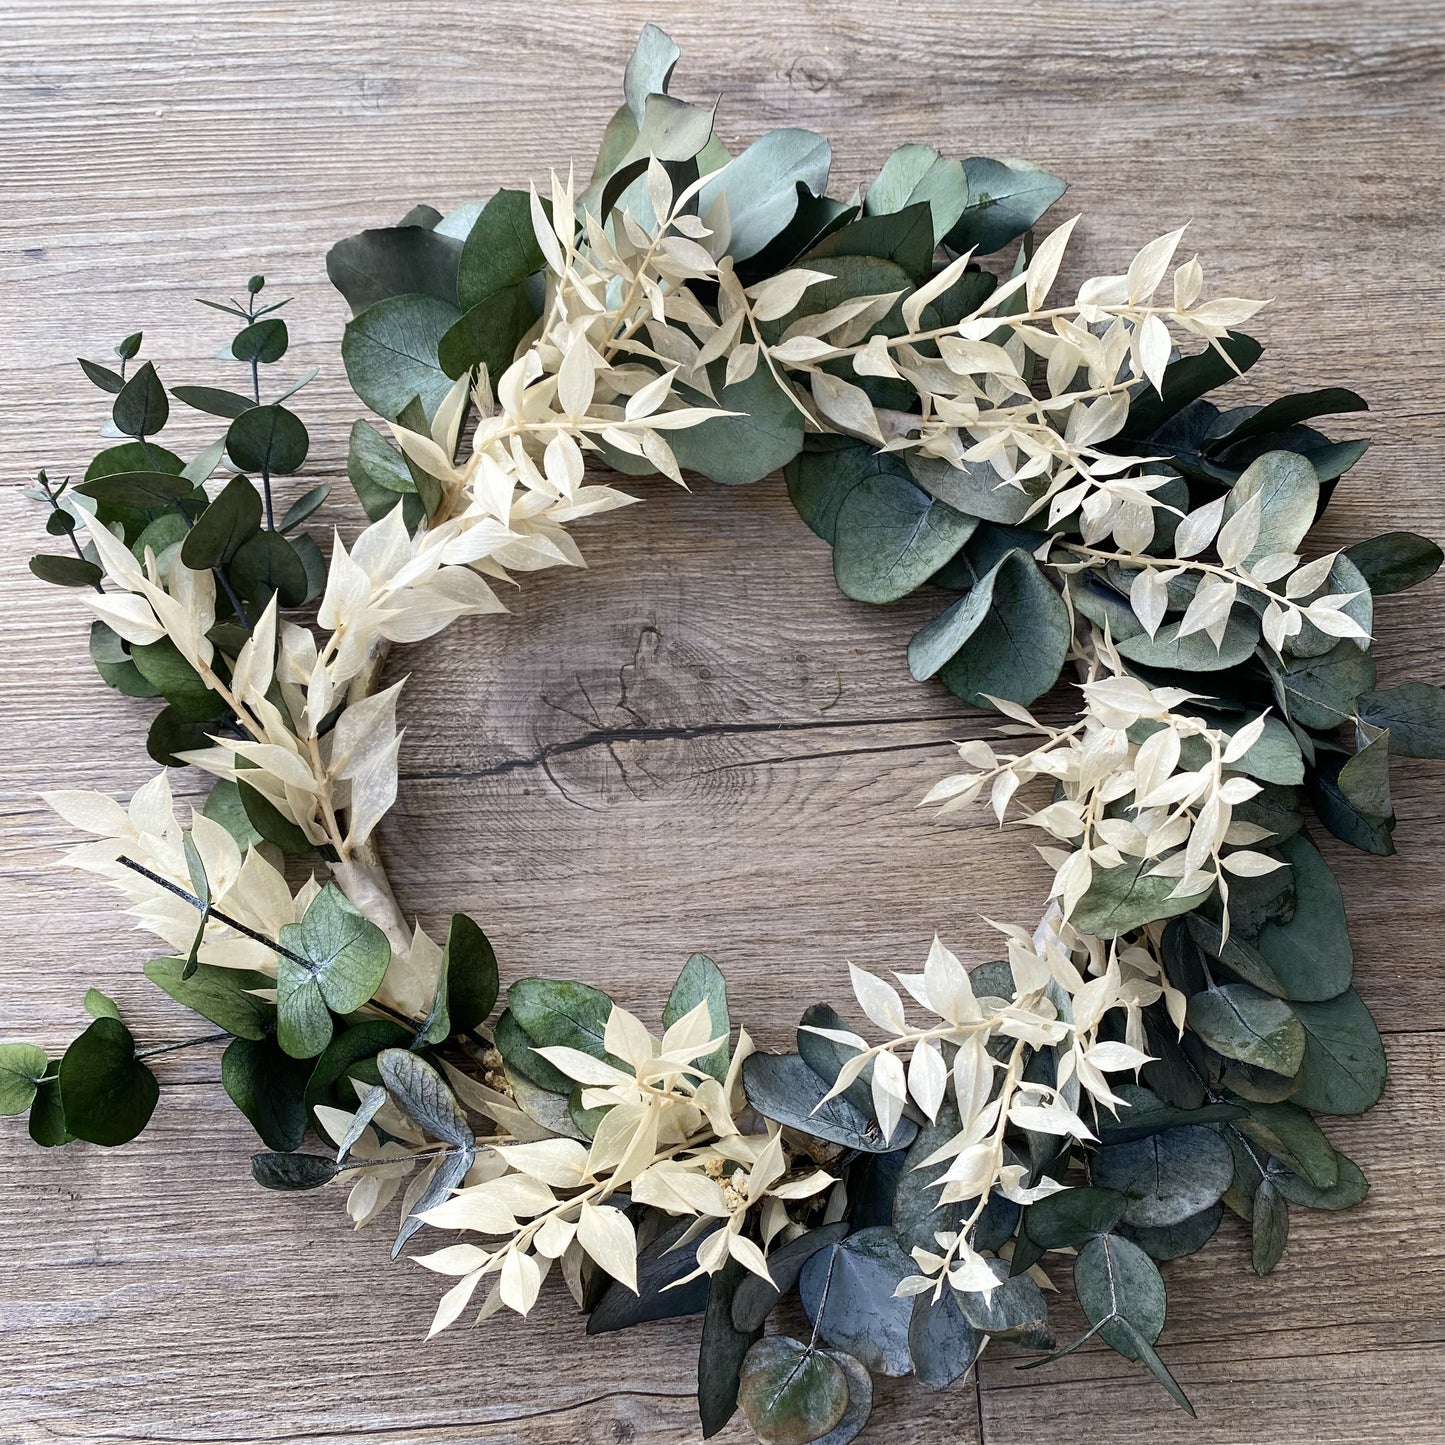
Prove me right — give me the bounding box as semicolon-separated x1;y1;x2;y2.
9;25;1443;1444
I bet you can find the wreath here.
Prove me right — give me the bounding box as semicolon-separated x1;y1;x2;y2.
8;25;1444;1444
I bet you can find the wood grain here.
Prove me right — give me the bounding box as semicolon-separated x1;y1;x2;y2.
2;2;1443;1441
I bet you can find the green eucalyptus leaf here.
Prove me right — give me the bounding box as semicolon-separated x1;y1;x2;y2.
865;146;970;246
251;1151;340;1190
1125;333;1263;441
1187;985;1305;1076
276;885;392;1059
28;1064;70;1146
663;952;729;1082
438;284;538;381
1122;1203;1224;1261
279;483;331;533
786;441;904;544
1289;988;1386;1115
455;189;545;313
809;1350;872;1445
1024;1185;1128;1248
743;1051;914;1153
83;987;120;1020
227;404;309;476
731;1223;851;1334
1344;532;1443;596
833;461;975;604
1269;641;1376;731
303;1018;410;1123
493;1008;576;1096
507;978;615;1062
171;385;255;419
1250;1178;1290;1276
229;530;309;611
1213;388;1367;448
143;956;272;1040
112;361;169;438
434;912;499;1038
1310;752;1397;856
146;706;215;767
1090;1124;1234;1227
222;1035;309;1151
954;1258;1051;1344
1232;1098;1338;1190
1245;834;1354;1001
590;1216;713;1336
945;157;1066;254
699;129;832;262
75;470;194;508
807;203;936;286
1270;1151;1369;1210
0;1042;48;1115
909;1288;981;1390
1356;683;1445;759
29;554;103;588
326;224;461;314
180;474;262;569
237;780;312;855
231;318;288;365
341;294;461;422
1073;1233;1167;1358
58;1016;158;1146
1097;1084;1244;1144
79;356;126;393
130;638;225;721
799;1227;915;1376
623;22;680;124
667;362;805;485
736;1336;849;1445
906;452;1042;525
1072;855;1212;938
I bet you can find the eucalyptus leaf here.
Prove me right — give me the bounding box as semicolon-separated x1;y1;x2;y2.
589;1216;713;1335
231;318;288;365
507;977;615;1062
143;956;272;1040
227;403;309;476
1024;1185;1128;1248
945;157;1066;254
0;1042;48;1116
222;1035;309;1151
1356;683;1445;759
799;1226;915;1376
1345;532;1443;596
731;1223;851;1333
1270;1151;1369;1210
743;1051;914;1153
1269;642;1376;731
1289;988;1386;1115
112;361;169;438
1122;1203;1224;1261
865;146;969;246
180;474;262;569
1090;1125;1234;1227
667;363;806;486
251;1151;340;1190
699;129;832;262
736;1336;849;1445
276;885;393;1059
698;1255;762;1438
1187;985;1305;1076
1071;855;1212;938
663;952;729;1082
377;1048;474;1149
57;1017;158;1146
326;224;461;314
341;294;460;422
909;1288;981;1389
229;530;309;611
171;385;255;419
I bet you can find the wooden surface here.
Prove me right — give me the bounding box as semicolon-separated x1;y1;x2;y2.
2;3;1444;1441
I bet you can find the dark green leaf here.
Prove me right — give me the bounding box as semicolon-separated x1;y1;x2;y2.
1270;1152;1369;1210
736;1336;849;1445
58;1017;158;1146
80;357;126;393
1246;834;1354;1001
0;1042;48;1115
1310;752;1397;856
87;621;156;697
1097;1084;1244;1144
799;1227;915;1376
1289;988;1386;1115
1356;683;1445;759
114;331;143;360
222;1035;309;1151
663;952;729;1082
1269;642;1376;732
455;189;545;312
237;780;312;855
143;956;272;1040
112;361;169;438
1344;532;1443;596
171;385;255;419
953;1258;1051;1344
909;1288;981;1389
1212;388;1368;448
75;470;194;508
29;554;102;588
279;483;331;533
731;1223;851;1333
1250;1178;1289;1276
180;474;262;569
808;203;937;286
437;283;538;381
945;157;1066;254
667;362;806;486
251;1151;339;1190
1073;1232;1166;1357
434;912;499;1038
909;550;1067;715
743;1051;915;1153
1187;985;1305;1076
1122;1203;1223;1261
507;978;615;1062
227;404;309;476
28;1065;70;1146
146;707;215;767
1125;333;1262;440
341;294;461;422
1024;1185;1127;1248
787;441;903;544
84;441;185;483
303;1019;410;1123
1233;1098;1338;1190
1090;1125;1234;1227
130;637;225;721
231;318;288;365
588;1216;713;1335
493;1008;576;1096
229;530;309;611
326;225;461;314
1337;732;1392;818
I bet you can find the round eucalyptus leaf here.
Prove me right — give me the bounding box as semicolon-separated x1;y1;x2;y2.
945;157;1067;254
667;363;806;486
143;956;272;1040
798;1226;915;1377
226;404;309;476
341;294;460;423
743;1052;915;1154
1091;1125;1234;1227
180;475;264;572
731;1223;851;1334
811;1350;873;1444
507;977;615;1061
736;1336;849;1445
111;361;169;438
1024;1184;1128;1249
908;1288;980;1390
229;530;309;611
698;128;831;262
231;318;288;364
1345;532;1443;597
662;952;729;1082
953;1258;1051;1343
0;1042;48;1115
222;1036;309;1151
1288;988;1387;1115
1122;1202;1224;1261
58;1017;159;1146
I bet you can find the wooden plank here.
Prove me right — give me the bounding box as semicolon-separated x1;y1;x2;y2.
1;1;1442;1442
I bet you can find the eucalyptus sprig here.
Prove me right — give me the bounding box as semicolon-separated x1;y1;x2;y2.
10;23;1445;1445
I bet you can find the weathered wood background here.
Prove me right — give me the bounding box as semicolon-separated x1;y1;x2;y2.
2;3;1443;1441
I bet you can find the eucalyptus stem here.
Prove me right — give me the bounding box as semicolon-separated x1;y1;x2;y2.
137;1031;229;1060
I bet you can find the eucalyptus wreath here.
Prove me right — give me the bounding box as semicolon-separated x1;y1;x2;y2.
9;25;1444;1443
